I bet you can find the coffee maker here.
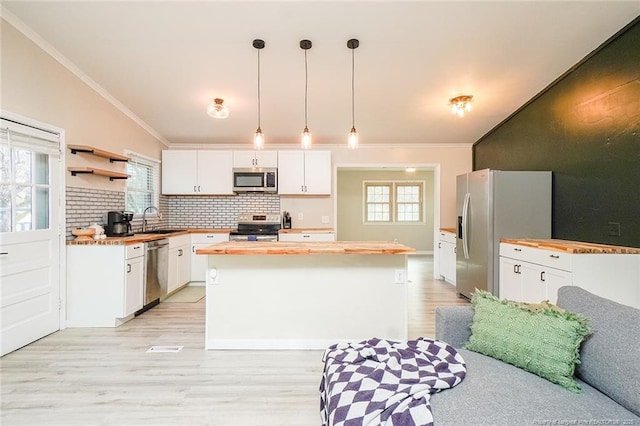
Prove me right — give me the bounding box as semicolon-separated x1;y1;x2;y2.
106;211;134;237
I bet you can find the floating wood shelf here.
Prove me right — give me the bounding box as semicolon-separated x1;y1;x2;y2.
68;144;130;163
68;167;129;181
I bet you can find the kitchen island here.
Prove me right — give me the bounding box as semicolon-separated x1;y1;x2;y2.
197;241;416;350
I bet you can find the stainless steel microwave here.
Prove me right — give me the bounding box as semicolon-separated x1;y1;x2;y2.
232;168;277;193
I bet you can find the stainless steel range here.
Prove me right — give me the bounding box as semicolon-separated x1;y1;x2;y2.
229;213;281;242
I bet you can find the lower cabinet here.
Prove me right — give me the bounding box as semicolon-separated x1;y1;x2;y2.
190;233;229;282
168;234;191;295
67;243;144;327
278;231;335;242
438;231;456;285
499;242;639;308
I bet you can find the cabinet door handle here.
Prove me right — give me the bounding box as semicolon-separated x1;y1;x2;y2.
549;254;560;259
178;249;183;256
514;248;522;252
206;235;215;238
198;185;201;192
127;264;131;273
454;247;456;253
513;264;518;274
1;252;9;255
438;242;442;248
193;185;197;193
540;271;546;282
303;234;310;238
192;246;195;253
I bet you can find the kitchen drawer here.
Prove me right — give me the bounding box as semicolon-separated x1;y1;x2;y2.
191;233;229;244
126;243;144;259
439;231;456;244
536;249;572;271
500;243;540;263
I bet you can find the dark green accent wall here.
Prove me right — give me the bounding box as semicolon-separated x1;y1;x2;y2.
474;17;640;248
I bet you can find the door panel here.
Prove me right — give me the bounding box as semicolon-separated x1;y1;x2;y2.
1;118;61;356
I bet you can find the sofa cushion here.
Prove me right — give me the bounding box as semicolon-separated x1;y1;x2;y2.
465;290;590;392
557;286;640;416
430;349;640;425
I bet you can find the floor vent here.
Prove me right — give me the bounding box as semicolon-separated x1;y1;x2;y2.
146;345;183;353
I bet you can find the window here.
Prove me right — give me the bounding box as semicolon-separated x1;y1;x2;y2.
364;181;424;223
125;152;159;217
0;128;58;233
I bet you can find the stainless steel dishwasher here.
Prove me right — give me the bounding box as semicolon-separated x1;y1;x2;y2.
136;238;169;316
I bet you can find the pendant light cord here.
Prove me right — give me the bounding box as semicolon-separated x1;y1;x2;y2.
257;48;261;129
304;49;309;128
351;47;355;129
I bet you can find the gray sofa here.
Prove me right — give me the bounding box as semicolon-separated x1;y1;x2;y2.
431;286;640;425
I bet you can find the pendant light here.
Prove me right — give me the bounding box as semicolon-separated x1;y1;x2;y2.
253;39;265;150
300;39;312;149
347;38;359;149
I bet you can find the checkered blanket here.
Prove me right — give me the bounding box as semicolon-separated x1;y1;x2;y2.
320;337;466;426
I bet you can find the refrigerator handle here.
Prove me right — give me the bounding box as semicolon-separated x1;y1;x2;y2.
462;192;470;260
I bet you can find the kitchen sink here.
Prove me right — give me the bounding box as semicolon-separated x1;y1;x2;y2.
140;229;187;234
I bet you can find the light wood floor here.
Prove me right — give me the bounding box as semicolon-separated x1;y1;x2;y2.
0;255;467;425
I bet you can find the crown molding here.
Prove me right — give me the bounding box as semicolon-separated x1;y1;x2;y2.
1;7;171;148
166;142;474;150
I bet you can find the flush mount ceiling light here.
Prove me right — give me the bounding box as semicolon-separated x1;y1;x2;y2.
207;98;229;119
300;39;312;149
253;39;265;150
449;95;473;118
347;38;359;150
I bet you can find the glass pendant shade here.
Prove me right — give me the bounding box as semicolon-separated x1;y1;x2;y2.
348;127;358;149
254;127;264;150
301;126;312;150
207;98;229;119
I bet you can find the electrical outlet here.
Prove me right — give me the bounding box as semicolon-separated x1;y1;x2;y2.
321;215;329;224
608;222;621;237
394;269;405;284
298;212;304;220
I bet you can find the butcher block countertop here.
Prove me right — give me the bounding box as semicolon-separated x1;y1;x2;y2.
439;228;456;234
278;228;334;234
501;238;640;254
197;241;415;255
67;228;234;245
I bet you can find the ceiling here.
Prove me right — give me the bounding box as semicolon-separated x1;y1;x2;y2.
3;1;639;148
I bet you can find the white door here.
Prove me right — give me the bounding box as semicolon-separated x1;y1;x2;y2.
0;116;63;356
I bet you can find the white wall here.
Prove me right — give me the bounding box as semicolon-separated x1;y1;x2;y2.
1;18;166;192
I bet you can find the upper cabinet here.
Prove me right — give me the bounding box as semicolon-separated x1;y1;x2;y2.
162;150;233;195
233;151;277;168
277;150;331;195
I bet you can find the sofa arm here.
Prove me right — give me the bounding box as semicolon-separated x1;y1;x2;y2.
435;306;474;348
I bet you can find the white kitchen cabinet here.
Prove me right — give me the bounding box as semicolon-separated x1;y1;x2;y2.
232;150;277;168
499;242;639;307
66;243;144;327
438;231;456;285
277;150;331;195
162;150;233;195
167;234;191;295
191;232;229;282
278;231;335;242
124;244;145;317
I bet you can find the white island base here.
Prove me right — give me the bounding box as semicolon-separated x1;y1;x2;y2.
204;253;409;350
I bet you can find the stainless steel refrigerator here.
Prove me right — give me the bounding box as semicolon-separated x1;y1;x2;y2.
456;169;552;299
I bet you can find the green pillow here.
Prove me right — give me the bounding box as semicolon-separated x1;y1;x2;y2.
465;290;591;392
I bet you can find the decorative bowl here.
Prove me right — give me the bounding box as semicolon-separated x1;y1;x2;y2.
71;228;95;241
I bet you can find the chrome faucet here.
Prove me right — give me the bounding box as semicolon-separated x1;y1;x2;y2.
142;206;159;233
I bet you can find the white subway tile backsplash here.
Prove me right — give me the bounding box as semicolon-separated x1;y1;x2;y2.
66;187;281;238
